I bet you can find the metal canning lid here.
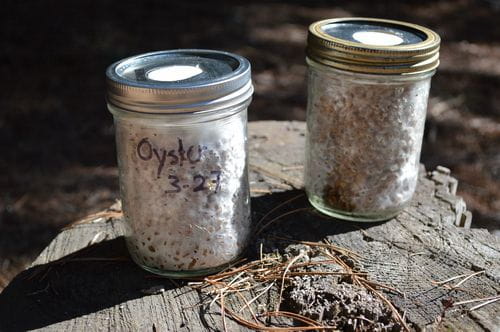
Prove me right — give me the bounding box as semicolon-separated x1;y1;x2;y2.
307;17;440;75
106;49;253;113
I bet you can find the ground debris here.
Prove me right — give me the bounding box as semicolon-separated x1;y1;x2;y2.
284;275;400;332
198;239;407;331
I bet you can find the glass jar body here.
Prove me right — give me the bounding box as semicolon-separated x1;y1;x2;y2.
109;103;251;277
305;59;434;221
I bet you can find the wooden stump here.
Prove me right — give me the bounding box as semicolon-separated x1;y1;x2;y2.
0;121;498;331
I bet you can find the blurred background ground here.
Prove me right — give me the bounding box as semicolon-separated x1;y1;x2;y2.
1;0;499;290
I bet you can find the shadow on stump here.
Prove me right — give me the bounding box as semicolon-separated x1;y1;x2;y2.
0;190;383;330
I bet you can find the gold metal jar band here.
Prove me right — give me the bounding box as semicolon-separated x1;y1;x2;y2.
307;17;440;75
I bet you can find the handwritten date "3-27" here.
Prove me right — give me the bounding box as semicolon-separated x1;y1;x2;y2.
165;171;222;194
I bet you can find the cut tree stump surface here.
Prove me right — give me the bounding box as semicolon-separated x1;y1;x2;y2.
0;121;499;331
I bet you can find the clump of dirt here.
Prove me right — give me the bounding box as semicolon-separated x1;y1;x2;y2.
284;275;400;331
279;243;403;331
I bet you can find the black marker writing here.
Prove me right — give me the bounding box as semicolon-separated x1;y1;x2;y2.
137;138;153;160
152;149;167;178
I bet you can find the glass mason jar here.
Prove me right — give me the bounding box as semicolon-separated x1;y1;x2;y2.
106;50;253;277
305;18;441;222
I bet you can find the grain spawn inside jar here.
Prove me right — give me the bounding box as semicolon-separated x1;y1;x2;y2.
305;18;440;222
106;50;253;277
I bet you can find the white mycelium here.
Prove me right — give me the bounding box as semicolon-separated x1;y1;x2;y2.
115;112;250;272
305;67;431;220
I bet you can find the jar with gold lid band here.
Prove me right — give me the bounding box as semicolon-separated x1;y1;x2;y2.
304;18;440;222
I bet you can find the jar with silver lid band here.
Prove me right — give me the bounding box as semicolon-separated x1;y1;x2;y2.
305;18;440;222
106;49;253;277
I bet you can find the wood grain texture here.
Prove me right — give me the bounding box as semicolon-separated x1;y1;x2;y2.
0;121;498;331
